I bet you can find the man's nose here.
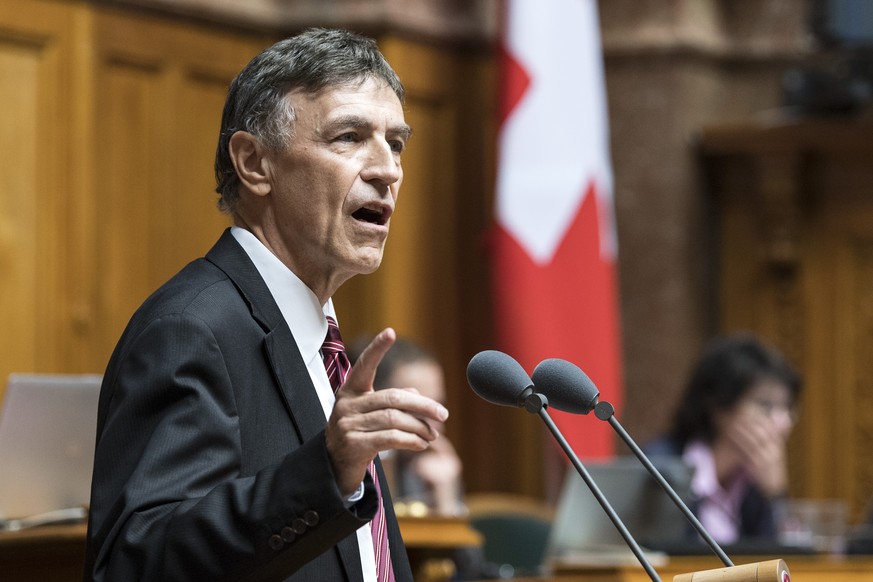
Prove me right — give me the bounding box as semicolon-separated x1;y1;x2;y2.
361;140;401;186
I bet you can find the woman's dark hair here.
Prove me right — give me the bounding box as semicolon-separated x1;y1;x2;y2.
669;333;802;446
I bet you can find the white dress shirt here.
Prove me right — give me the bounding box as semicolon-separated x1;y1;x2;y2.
231;226;377;582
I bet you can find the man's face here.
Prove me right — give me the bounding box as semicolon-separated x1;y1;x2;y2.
266;77;409;294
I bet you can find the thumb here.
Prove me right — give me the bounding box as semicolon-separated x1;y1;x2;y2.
341;327;396;394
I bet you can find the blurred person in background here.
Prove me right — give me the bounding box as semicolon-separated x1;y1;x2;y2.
351;337;465;518
350;338;504;581
645;333;803;544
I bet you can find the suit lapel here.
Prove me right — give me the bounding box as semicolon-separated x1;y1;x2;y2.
263;329;330;440
204;229;325;442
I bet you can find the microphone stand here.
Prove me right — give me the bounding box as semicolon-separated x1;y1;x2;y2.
593;400;734;568
522;392;662;582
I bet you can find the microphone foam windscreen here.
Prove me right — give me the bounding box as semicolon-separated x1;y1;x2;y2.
466;350;533;408
532;358;599;414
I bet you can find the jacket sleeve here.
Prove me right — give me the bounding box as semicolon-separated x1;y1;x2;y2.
85;312;377;581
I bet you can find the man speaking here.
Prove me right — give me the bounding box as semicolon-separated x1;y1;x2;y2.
84;28;448;582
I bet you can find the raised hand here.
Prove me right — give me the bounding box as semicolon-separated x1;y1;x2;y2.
408;435;464;516
722;407;789;498
325;328;450;496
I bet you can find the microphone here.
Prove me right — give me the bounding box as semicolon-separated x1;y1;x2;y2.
466;351;663;582
529;358;599;414
531;358;734;568
465;350;534;408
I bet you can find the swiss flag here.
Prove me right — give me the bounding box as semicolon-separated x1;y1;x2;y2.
493;0;623;458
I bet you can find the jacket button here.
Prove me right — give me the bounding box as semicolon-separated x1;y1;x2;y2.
291;517;307;534
268;534;284;550
281;526;296;543
304;510;319;527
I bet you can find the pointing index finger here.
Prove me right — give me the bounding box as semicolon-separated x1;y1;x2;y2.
343;327;396;394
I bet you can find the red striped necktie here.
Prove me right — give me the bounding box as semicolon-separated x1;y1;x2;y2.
322;316;395;582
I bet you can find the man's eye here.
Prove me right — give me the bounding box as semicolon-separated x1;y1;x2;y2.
389;140;405;154
336;133;358;143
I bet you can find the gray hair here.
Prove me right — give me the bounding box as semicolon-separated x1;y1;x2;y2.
214;28;405;213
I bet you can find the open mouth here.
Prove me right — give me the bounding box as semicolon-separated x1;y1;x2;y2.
352;203;391;226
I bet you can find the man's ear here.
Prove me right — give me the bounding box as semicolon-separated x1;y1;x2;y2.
228;131;272;197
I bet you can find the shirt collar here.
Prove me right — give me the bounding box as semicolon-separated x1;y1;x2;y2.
684;439;748;502
230;226;336;364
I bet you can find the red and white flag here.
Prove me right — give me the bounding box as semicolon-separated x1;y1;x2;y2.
493;0;623;458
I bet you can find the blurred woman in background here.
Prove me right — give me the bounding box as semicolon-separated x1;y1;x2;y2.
646;333;803;543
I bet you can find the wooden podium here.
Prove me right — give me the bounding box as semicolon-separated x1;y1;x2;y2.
671;558;789;581
543;554;873;582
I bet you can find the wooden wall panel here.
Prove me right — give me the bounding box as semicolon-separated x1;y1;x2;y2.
0;0;78;400
702;122;873;523
89;9;261;366
803;152;873;519
853;244;873;520
0;0;518;499
164;75;235;271
0;39;42;389
95;60;160;363
0;2;267;385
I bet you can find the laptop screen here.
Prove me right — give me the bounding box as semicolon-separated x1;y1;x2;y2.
545;455;694;561
0;373;101;523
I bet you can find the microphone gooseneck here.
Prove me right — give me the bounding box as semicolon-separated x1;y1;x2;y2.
525;397;663;582
466;351;662;582
531;358;600;414
538;360;734;568
592;401;733;567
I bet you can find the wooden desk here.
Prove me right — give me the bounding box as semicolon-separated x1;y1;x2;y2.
0;518;482;582
398;516;483;549
398;516;483;582
0;522;87;582
528;555;873;582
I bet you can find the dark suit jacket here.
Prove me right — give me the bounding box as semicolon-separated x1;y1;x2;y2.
84;229;413;581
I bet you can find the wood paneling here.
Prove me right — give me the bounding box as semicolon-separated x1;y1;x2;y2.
0;2;268;391
0;0;79;399
701;120;873;523
89;9;263;365
0;0;528;499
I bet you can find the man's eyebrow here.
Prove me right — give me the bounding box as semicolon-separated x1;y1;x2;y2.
323;115;412;140
390;124;413;141
324;115;368;131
